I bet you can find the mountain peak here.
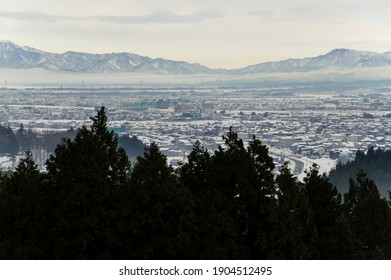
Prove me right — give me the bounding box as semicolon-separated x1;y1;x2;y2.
328;48;356;54
0;40;15;44
0;40;18;49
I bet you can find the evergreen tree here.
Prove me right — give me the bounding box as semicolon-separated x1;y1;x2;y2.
303;164;362;259
16;123;36;152
0;151;50;259
329;147;391;198
41;128;77;153
179;140;210;195
274;162;317;259
344;171;391;259
178;141;241;259
205;128;279;258
0;125;19;155
120;142;193;259
46;107;131;259
5;108;391;260
207;128;254;258
244;135;279;259
117;135;146;159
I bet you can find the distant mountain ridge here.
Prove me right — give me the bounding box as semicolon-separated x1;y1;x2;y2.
234;48;391;74
0;40;212;75
1;40;391;75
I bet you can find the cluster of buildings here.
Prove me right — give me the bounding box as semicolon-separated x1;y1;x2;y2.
1;86;391;177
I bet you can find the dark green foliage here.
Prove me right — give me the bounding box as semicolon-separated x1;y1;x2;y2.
329;147;391;197
46;107;131;259
15;123;76;154
15;124;37;152
178;140;210;194
117;135;146;159
41;128;77;153
304;165;341;235
14;122;143;158
178;129;279;259
1;110;390;260
303;164;363;259
178;140;242;259
0;124;19;155
242;136;278;259
273;163;318;259
344;171;391;259
0;151;50;259
118;142;193;259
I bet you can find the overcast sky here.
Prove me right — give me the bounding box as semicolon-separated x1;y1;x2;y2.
1;0;391;68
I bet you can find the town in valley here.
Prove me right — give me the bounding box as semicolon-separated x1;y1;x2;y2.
2;84;391;181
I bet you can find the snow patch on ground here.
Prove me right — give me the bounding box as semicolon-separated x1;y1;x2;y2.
296;156;337;181
0;155;20;171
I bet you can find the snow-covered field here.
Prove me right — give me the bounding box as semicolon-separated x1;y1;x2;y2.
0;155;18;171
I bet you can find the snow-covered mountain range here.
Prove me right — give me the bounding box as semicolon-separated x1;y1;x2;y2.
0;40;212;75
234;48;391;74
1;40;391;75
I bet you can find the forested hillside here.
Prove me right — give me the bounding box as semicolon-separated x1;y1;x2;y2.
329;147;391;197
0;123;144;160
0;107;390;259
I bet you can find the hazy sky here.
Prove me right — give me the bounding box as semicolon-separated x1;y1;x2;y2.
1;0;391;68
